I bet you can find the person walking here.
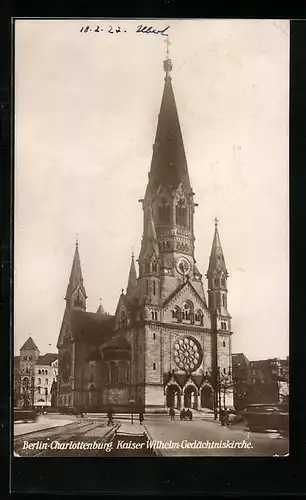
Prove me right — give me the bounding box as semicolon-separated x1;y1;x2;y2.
107;407;113;426
139;411;144;425
169;407;175;420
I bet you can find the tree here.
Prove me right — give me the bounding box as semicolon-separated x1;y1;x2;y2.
218;371;233;409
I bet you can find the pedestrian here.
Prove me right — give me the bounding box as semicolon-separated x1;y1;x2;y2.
107;407;113;426
224;408;229;427
169;407;175;420
139;411;144;425
220;408;225;426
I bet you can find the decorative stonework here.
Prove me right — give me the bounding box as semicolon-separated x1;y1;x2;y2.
173;336;202;372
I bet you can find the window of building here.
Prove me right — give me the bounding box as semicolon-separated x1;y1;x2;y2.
146;280;149;295
37;387;41;394
23;356;27;361
45;379;48;385
45;370;48;375
176;203;187;227
29;355;32;360
38;369;41;374
145;261;150;273
38;378;41;384
223;341;226;347
222;294;226;307
151;311;155;320
153;363;156;370
172;306;181;322
223;368;226;374
26;367;29;373
153;280;156;295
159;200;170;224
110;362;117;384
154;311;158;320
153;333;156;340
221;277;226;287
152;262;157;273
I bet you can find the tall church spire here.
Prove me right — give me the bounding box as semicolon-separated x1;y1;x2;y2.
65;239;87;310
126;253;137;298
145;50;191;198
207;218;227;276
207;218;229;314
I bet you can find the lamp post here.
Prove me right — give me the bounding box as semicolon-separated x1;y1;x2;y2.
129;398;135;425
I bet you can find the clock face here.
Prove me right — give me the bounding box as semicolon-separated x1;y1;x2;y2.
176;257;191;275
61;351;72;383
173;336;202;372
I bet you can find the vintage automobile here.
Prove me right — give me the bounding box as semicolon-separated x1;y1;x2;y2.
58;406;84;416
241;403;289;433
180;408;193;421
14;407;38;422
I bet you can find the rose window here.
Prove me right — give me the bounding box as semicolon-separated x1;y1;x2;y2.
173;337;202;372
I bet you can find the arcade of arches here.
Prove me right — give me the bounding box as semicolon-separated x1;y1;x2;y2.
166;383;214;410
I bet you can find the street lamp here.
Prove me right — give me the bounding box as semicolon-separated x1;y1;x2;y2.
129;399;135;425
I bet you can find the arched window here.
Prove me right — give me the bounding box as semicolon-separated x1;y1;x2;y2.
151;311;155;320
176;203;187;227
182;301;193;322
29;355;32;361
172;306;181;322
37;378;41;384
26;368;29;373
102;362;109;383
118;362;128;383
23;377;29;386
110;362;117;384
221;277;226;287
152;262;157;273
222;294;226;308
37;387;41;394
146;280;149;295
195;310;203;325
153;363;156;370
153;281;156;295
154;311;158;320
153;333;156;340
45;379;48;385
223;341;226;347
38;370;41;374
159;200;170;224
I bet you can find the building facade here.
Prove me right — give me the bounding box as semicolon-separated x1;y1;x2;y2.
232;354;289;408
57;54;234;412
14;336;58;408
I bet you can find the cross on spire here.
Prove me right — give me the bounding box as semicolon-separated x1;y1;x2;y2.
76;233;79;246
214;217;218;228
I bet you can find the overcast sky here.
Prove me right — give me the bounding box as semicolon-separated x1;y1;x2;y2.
14;19;289;360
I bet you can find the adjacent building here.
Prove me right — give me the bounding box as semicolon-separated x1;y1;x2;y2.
57;52;234;413
14;336;58;408
232;354;289;409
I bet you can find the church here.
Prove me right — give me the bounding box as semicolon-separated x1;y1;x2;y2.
57;51;233;413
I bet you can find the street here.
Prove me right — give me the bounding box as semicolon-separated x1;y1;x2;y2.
14;413;289;457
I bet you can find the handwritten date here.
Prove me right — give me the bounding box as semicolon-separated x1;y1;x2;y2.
79;25;170;36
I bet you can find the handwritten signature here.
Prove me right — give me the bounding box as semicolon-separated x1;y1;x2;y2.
80;25;170;36
136;25;170;36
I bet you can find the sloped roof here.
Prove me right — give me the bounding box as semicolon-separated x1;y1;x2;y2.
145;60;191;197
37;353;58;366
69;309;115;341
163;278;206;309
102;335;131;350
20;336;38;351
65;242;87;300
207;223;227;275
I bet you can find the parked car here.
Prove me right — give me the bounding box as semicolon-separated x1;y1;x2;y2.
241;403;289;433
14;407;37;422
180;408;193;421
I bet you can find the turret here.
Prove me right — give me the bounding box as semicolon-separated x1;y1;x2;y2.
206;218;229;318
65;239;87;310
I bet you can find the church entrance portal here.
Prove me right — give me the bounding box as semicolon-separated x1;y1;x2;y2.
201;385;213;409
166;385;181;409
184;386;198;409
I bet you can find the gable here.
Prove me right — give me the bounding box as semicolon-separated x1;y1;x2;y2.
162;280;210;328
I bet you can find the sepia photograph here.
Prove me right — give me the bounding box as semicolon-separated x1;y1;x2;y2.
13;18;289;457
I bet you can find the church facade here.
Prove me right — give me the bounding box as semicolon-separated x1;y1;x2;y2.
57;54;233;413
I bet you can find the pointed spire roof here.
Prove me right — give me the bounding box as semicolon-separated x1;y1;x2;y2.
145;54;191;197
140;206;159;259
208;218;227;275
20;336;39;351
65;240;87;301
126;253;137;297
97;298;106;315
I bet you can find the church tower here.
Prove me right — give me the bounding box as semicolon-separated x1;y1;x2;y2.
64;239;87;311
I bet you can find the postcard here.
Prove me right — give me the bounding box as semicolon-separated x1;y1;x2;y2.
13;18;289;458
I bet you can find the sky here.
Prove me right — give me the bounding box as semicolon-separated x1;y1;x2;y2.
14;19;289;360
